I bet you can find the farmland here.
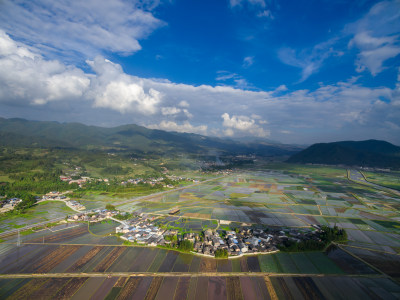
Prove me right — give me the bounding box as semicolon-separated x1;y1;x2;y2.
1;163;400;298
0;218;398;298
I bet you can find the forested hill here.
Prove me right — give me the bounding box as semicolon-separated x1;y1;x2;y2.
0;117;300;156
287;140;400;168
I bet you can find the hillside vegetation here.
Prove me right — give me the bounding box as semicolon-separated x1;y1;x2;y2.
0;117;300;157
287;140;400;168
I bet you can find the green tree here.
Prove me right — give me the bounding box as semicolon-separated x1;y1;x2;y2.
215;248;229;258
177;240;193;252
105;204;116;211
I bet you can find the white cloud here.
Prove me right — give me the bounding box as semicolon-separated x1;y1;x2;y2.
87;57;162;114
349;32;400;75
280;130;292;134
216;71;254;90
346;0;400;75
93;81;161;114
178;100;189;107
162;107;181;115
0;0;164;59
216;71;237;81
1;31;400;144
183;109;193;119
221;113;270;137
257;10;273;19
278;1;400;81
148;121;208;135
0;30;90;106
243;56;254;68
230;0;266;8
278;38;339;82
274;85;288;92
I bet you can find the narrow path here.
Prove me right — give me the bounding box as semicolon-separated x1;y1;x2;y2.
347;169;400;197
0;272;389;279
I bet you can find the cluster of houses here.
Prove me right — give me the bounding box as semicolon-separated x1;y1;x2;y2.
67;209;118;222
42;191;69;201
60;175;106;187
113;217;324;257
40;191;85;211
66;200;86;211
116;217;165;246
66;208;325;258
192;228;279;256
121;177;167;187
0;197;22;213
112;217;282;257
121;175;200;188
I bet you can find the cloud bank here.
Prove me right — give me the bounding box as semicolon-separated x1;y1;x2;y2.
1;30;399;144
0;0;164;59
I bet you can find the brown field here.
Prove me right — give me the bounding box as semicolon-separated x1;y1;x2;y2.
53;277;89;300
155;277;179;300
33;245;81;273
226;277;243;300
273;277;292;299
217;259;232;272
144;277;163;300
7;278;48;300
359;211;387;221
114;276;129;287
28;278;70;299
335;207;347;213
208;277;227;300
131;277;154;299
239;257;249;272
116;277;141;300
182;212;211;219
199;257;217;272
66;246;104;272
27;225;88;244
293;277;325;299
263;276;278;300
173;277;190;300
249;184;269;191
93;247;126;272
3;275;400;299
90;277;119;300
240;277;261;300
195;277;209;299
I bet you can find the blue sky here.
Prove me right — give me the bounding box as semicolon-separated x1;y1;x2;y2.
0;0;399;144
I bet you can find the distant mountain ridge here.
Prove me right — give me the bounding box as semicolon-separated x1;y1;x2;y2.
0;117;301;156
287;140;400;168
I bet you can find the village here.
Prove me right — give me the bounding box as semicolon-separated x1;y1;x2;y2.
41;191;86;211
114;216;326;257
67;209;119;222
0;197;22;213
66;210;325;258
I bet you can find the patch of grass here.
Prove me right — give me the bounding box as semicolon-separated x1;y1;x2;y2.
20;229;35;236
372;220;400;229
229;193;248;199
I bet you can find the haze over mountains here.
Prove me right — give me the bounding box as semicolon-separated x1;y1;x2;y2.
2;118;399;168
0;117;300;157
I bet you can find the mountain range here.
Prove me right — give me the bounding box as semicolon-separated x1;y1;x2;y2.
0;117;300;157
287;140;400;168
